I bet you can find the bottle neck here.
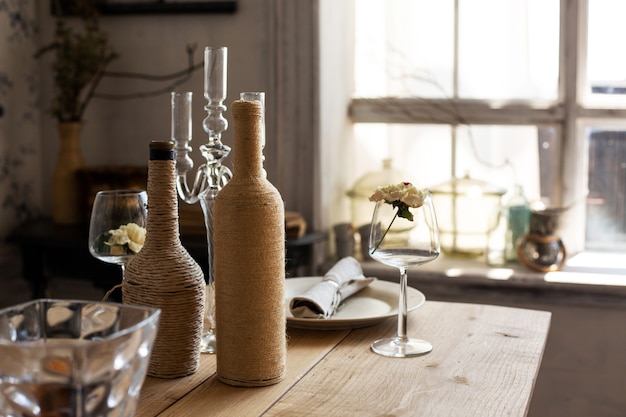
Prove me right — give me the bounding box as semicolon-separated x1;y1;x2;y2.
231;100;264;178
146;159;180;238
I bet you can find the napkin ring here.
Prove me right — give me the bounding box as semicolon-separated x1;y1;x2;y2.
322;277;343;318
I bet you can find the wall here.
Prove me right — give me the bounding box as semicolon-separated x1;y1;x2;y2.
38;1;242;163
37;0;319;224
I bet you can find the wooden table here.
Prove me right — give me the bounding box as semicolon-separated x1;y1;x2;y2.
136;301;550;416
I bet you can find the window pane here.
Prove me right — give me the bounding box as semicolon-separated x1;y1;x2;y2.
351;123;560;205
585;0;626;107
354;0;454;97
352;124;452;189
454;125;560;204
586;129;626;250
458;0;559;100
349;124;452;228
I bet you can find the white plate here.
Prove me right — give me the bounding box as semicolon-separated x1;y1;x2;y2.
285;277;426;330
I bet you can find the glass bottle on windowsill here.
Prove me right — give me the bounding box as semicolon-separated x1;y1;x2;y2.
487;206;508;267
487;185;531;266
504;185;531;262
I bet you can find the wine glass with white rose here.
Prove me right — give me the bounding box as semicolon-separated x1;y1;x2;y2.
88;189;148;300
368;182;440;357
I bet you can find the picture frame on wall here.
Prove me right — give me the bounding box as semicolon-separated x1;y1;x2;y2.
51;0;238;15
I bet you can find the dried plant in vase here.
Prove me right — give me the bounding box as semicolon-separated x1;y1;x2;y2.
36;0;118;123
35;0;118;224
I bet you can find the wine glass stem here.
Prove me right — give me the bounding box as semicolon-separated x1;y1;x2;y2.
102;264;126;302
397;266;408;341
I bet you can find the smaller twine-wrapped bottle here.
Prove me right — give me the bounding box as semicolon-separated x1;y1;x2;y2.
213;97;286;387
123;141;206;378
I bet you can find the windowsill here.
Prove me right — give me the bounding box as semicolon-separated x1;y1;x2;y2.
360;251;626;308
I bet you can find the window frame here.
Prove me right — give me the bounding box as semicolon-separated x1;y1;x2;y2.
345;0;626;255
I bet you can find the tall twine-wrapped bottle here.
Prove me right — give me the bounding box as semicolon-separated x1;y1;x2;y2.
123;141;206;378
213;98;286;387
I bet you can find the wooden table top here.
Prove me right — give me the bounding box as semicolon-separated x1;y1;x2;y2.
135;300;551;417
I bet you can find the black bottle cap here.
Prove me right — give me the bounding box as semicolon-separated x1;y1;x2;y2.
150;141;175;161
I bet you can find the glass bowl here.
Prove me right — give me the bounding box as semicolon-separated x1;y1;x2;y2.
0;299;160;417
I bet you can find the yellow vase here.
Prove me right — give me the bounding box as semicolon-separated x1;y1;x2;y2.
51;122;85;224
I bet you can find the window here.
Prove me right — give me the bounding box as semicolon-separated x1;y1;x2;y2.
346;0;626;255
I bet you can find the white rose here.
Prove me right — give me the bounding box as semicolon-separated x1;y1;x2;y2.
369;182;425;208
107;228;130;246
123;223;146;253
106;223;146;254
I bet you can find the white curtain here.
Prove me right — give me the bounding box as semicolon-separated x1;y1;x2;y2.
0;1;42;263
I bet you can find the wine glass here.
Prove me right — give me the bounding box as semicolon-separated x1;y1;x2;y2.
88;190;148;299
368;190;440;357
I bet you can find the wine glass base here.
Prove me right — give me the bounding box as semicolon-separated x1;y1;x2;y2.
371;337;432;358
200;331;216;354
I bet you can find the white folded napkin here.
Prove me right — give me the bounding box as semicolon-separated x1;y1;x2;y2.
289;256;376;319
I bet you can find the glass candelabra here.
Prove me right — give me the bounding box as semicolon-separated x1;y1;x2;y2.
172;46;231;354
172;46;268;354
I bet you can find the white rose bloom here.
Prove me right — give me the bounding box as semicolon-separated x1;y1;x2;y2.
124;223;146;248
127;240;143;254
369;182;425;208
106;223;146;254
107;228;130;246
403;188;425;208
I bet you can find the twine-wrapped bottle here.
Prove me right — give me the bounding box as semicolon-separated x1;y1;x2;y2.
123;141;206;378
213;98;286;387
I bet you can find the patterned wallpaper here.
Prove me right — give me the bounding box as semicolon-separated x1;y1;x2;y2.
0;0;42;240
